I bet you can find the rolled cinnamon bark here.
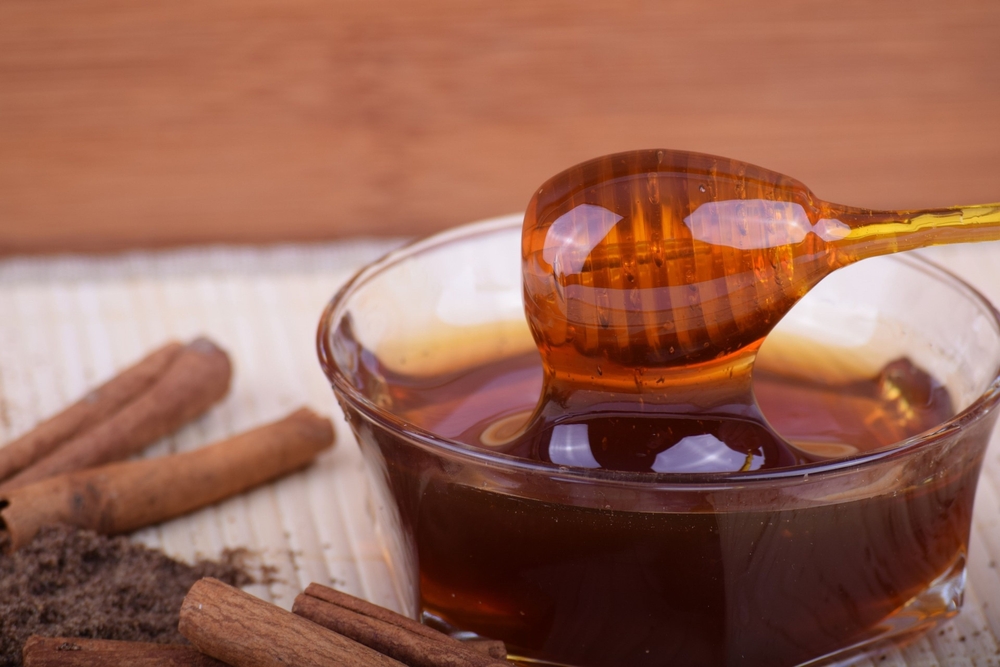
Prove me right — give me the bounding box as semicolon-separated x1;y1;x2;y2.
0;338;232;493
465;639;507;659
0;408;334;550
0;341;184;484
180;578;405;667
301;583;507;660
293;593;509;667
22;636;225;667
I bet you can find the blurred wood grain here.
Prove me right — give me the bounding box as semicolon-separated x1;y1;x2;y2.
0;0;998;254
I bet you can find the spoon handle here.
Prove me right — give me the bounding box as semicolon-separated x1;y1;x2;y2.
833;203;1000;260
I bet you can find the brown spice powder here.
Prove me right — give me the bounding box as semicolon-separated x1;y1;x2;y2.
0;525;252;667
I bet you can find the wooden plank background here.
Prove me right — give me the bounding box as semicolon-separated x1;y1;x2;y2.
0;0;998;254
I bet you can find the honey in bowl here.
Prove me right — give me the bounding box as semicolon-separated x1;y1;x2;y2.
367;342;965;666
319;151;1000;667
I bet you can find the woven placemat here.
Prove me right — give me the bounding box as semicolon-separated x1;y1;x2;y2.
0;240;998;667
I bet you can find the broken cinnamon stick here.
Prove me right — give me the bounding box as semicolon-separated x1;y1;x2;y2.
293;592;509;667
179;577;405;667
0;338;232;493
300;583;507;660
0;408;333;550
0;341;184;484
22;636;225;667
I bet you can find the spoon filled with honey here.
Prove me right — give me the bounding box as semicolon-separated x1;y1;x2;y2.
515;149;1000;474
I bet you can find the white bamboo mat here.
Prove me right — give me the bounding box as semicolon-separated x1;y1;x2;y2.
0;239;999;667
0;240;405;613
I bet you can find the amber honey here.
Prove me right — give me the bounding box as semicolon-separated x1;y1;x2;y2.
346;346;972;666
519;150;999;473
323;149;1000;666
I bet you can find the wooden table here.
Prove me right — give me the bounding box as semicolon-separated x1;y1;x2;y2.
1;0;998;253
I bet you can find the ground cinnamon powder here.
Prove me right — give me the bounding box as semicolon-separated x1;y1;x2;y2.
0;525;252;667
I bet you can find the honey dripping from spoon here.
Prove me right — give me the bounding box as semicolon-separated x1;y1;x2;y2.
509;149;1000;473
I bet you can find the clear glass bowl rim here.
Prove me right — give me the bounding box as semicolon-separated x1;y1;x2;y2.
317;214;1000;487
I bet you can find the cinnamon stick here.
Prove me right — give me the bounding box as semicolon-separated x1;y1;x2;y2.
0;341;184;484
179;577;405;667
0;338;232;493
22;636;225;667
0;408;333;550
293;592;509;667
465;639;508;658
301;583;507;660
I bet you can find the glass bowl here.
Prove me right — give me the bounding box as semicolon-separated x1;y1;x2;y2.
318;214;1000;667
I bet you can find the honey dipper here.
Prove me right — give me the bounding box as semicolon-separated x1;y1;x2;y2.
516;149;1000;473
